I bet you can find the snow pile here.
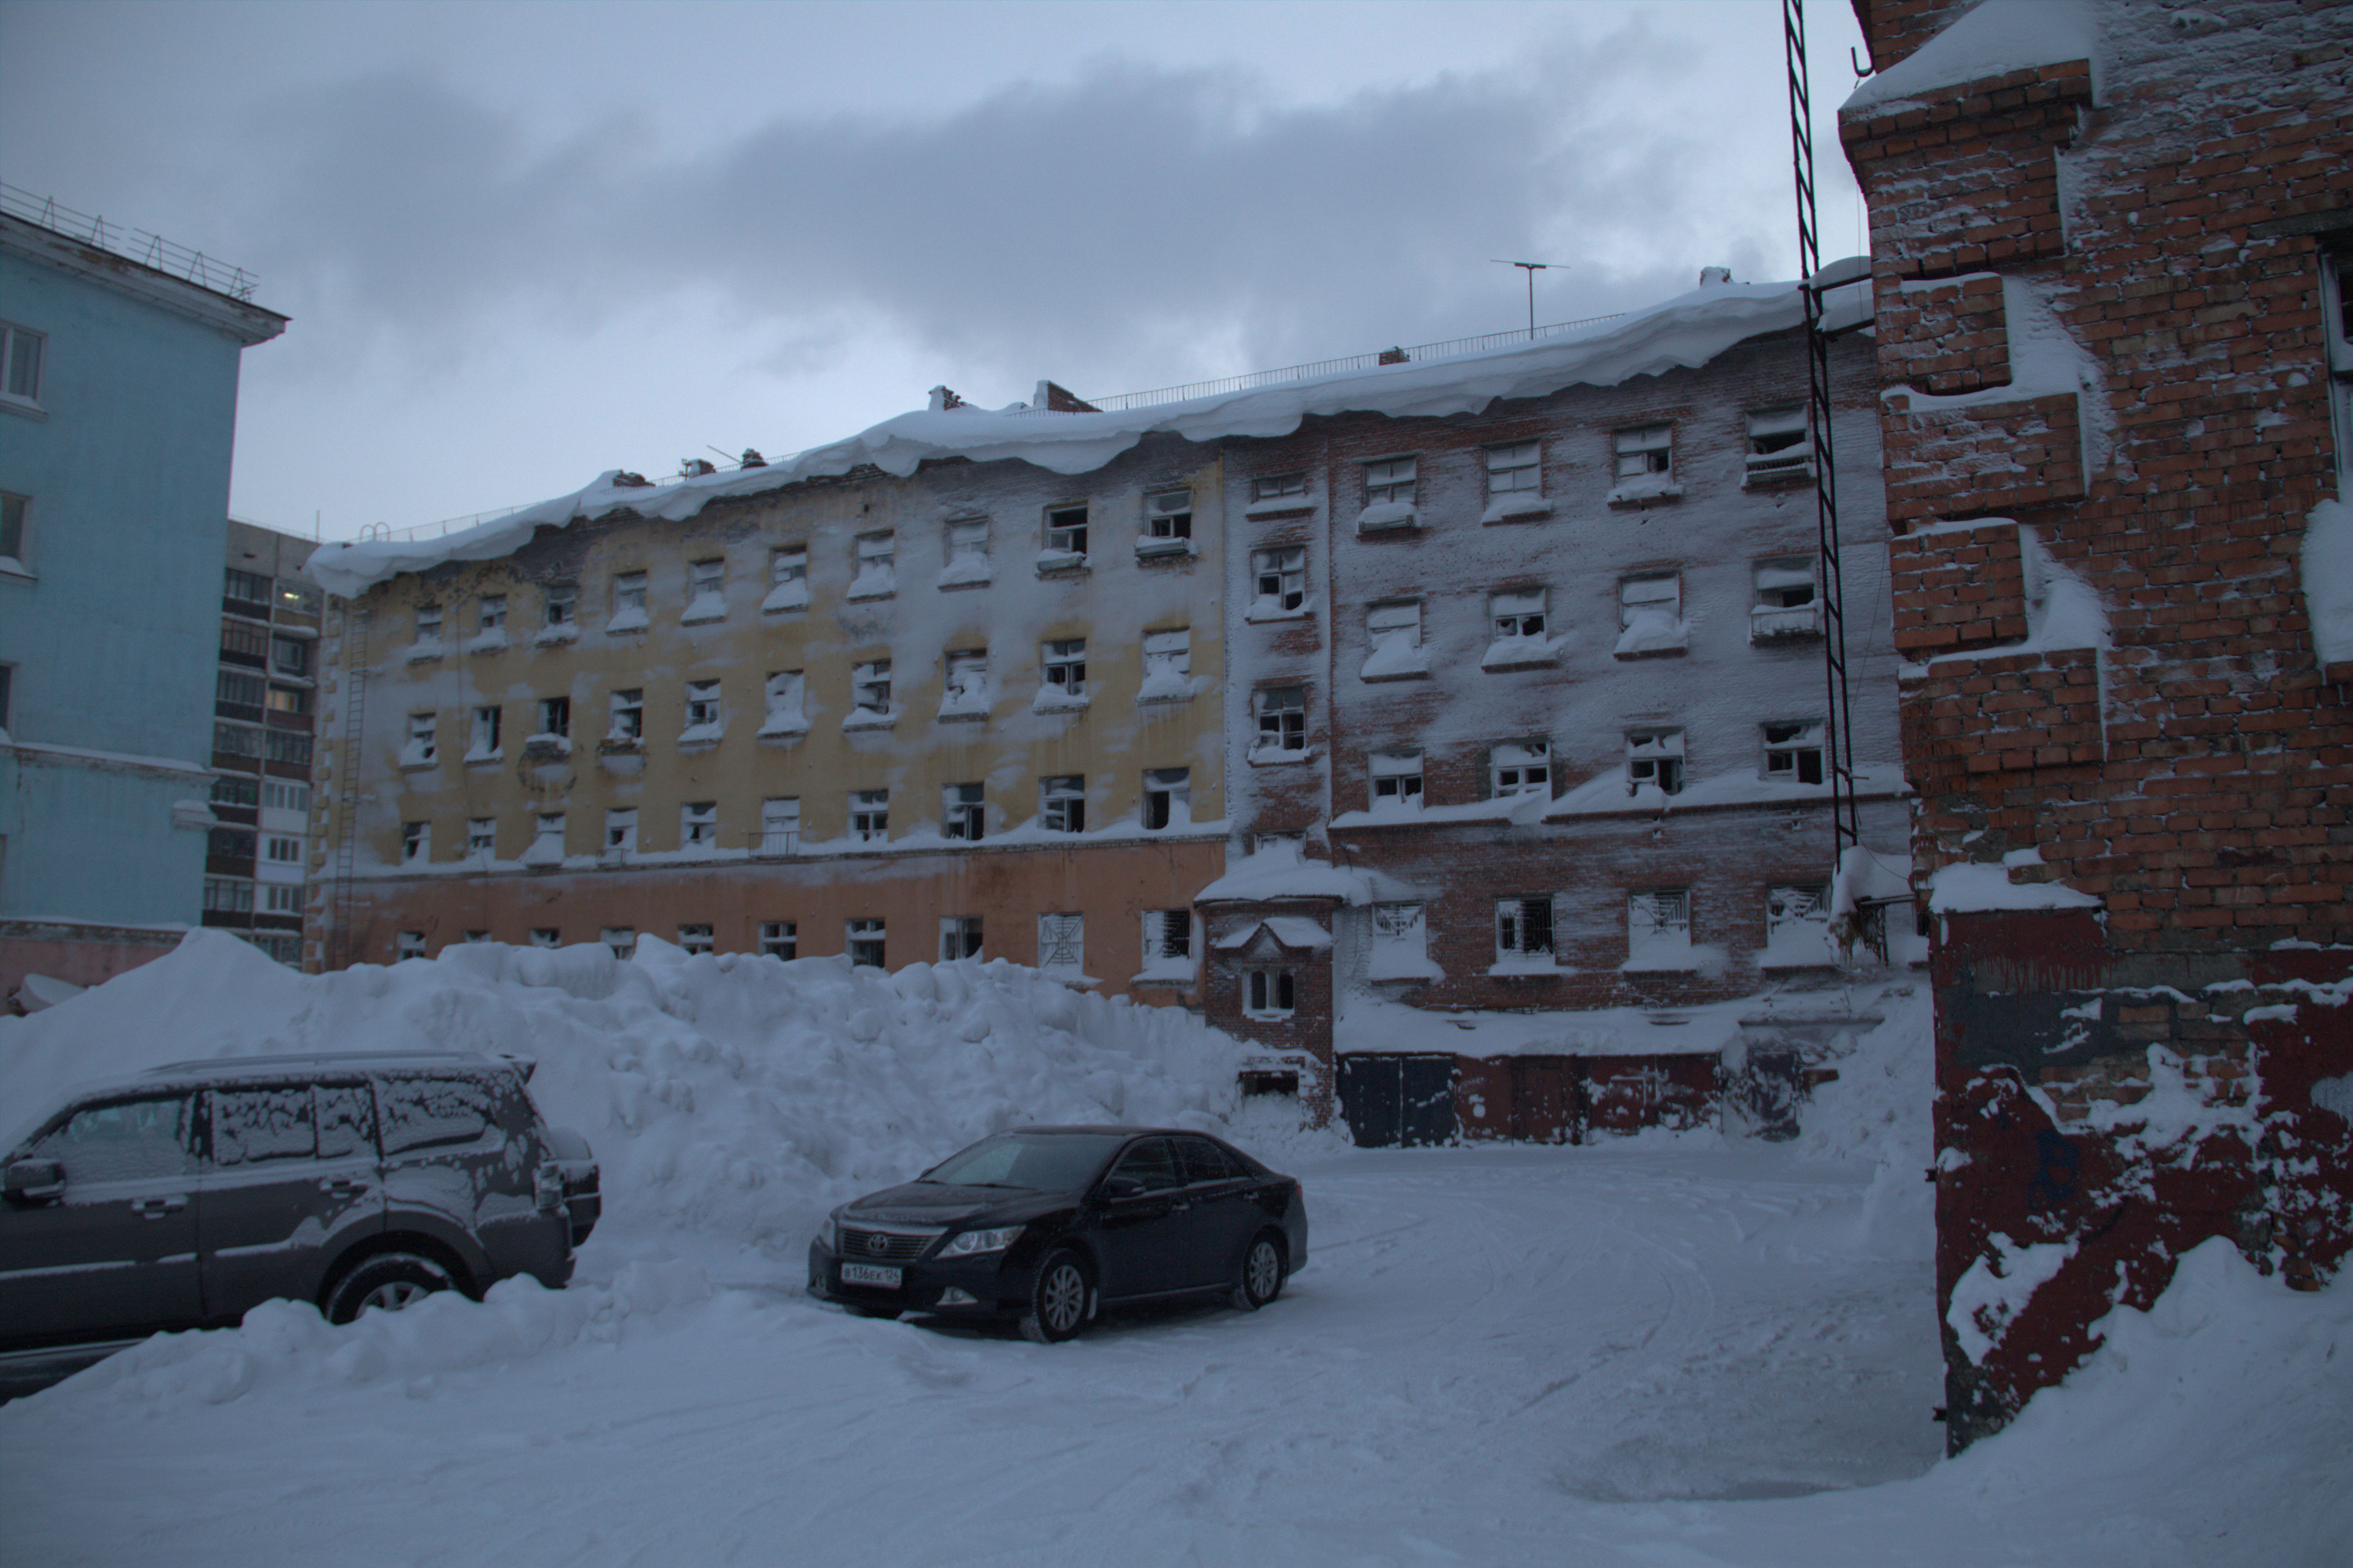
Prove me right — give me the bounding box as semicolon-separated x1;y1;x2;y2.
54;1261;715;1412
1843;0;2100;115
0;930;1254;1255
305;271;1871;598
2304;497;2353;668
1946;1232;2076;1364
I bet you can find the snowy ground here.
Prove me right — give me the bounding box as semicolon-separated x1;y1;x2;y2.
2;940;2347;1564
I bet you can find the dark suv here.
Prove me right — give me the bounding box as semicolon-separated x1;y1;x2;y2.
0;1052;598;1367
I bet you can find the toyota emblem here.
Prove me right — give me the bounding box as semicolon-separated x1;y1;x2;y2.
866;1233;889;1254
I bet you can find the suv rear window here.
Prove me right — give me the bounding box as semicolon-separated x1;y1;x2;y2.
211;1086;317;1165
376;1074;495;1154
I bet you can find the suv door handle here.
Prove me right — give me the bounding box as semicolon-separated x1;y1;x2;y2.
321;1177;369;1196
130;1195;188;1217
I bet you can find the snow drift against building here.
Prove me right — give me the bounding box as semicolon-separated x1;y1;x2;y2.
307;273;1870;598
0;930;1254;1253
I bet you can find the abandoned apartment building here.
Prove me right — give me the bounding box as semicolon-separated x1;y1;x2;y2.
305;267;1913;1141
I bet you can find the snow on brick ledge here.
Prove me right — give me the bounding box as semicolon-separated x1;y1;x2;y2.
1842;0;2100;117
1929;861;2102;915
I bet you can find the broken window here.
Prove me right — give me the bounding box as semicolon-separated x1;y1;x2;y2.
414;604;443;644
1487;441;1540;496
400;820;429;864
402;712;438;767
1613;424;1672;479
849;660;893;718
940;915;984;962
847;919;888;968
531;813;564;859
849;789;889;842
1751;558;1821;638
759;920;797;959
475;595;507;637
685;558;726;620
1038;913;1086;978
943;781;986;841
1254;686;1307;755
849;531;896;598
1143;767;1191;830
941;649;989;715
1041;774;1087;834
603;807;638;854
1627;727;1686;795
538;696;570;739
944;517;991;584
1763;719;1827;784
762;671;806;734
1042;638;1086;700
1493;588;1546;640
530;928;560;948
763;545;809;612
676;924;714;955
1045;504;1089;559
1617;573;1686;656
1253;471;1307;503
608;689;644;743
1144;489;1192;540
1140;628;1191;700
603;926;637;959
1364;457;1417;506
1369;902;1428;979
761;797;801;854
1363;599;1426;680
610;571;649;629
1370;748;1424;809
683;679;722;734
1490;739;1550;798
467;704;501;760
680;801;718;851
1745;406;1811;482
467;817;496;856
1245;968;1296;1018
542;582;577;628
1252;548;1307;613
1141;909;1191;969
1496;897;1555;962
395;931;427;962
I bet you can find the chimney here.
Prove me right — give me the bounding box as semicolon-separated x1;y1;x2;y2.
1031;380;1100;414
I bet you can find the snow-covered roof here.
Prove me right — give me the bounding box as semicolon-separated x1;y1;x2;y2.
1843;0;2100;115
307;271;1868;599
1213;916;1334;953
1194;845;1369;907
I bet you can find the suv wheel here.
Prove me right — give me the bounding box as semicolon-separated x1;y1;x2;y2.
324;1252;456;1324
1231;1232;1285;1311
1020;1250;1089;1344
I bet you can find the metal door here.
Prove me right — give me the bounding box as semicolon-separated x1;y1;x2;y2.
1340;1055;1458;1148
1398;1056;1458;1147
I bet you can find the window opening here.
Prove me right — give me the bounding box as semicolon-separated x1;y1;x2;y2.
603;808;638;853
1254;686;1307;755
944;782;986;841
1041;774;1087;833
1627;727;1686;794
940;916;984;962
1764;720;1826;784
849;789;889;842
1491;740;1549;798
1370;748;1424;809
847;919;886;968
1253;548;1306;613
1143;767;1191;830
761;798;801;854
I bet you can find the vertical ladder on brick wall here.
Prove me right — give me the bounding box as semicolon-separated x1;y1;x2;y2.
1784;0;1862;865
328;601;369;970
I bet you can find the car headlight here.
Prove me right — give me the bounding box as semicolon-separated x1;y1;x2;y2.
816;1213;839;1253
937;1224;1024;1259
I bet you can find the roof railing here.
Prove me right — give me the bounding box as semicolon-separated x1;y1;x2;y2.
1;182;260;303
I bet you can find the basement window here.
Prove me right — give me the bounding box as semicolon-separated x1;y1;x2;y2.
603;927;637;959
395;932;427;962
530;929;560;948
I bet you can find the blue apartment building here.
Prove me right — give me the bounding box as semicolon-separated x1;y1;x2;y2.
0;195;287;1003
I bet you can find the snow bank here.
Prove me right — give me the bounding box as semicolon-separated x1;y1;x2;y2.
307;272;1871;598
1844;0;2100;114
0;930;1254;1255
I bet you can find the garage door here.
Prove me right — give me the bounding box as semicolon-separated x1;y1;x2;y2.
1339;1055;1458;1148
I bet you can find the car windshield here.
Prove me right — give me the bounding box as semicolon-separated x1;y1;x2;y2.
922;1133;1127;1192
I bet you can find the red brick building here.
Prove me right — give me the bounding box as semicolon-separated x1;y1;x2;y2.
1841;0;2353;1450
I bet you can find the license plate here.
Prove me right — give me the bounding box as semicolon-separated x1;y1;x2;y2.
841;1263;901;1288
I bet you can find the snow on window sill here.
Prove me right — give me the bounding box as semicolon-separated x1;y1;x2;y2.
1614;616;1689;658
1621;942;1701;973
678;722;725;749
1247;744;1315;767
398;748;438;769
845;570;897;602
402;639;446;664
519;840;566;869
1360;642;1429;682
758;716;809;740
533;623;580;646
1035;551;1089;577
1750;606;1823;641
0;555;35;580
760;584;809;614
1744;457;1815;488
1031;689;1091;715
1136;537;1195;562
1131;962;1198;987
1481;497;1552;525
522;733;573;758
842;708;899;732
1242;1008;1297;1023
680;593;728;624
1606;475;1684;508
1758;928;1842;969
1355;502;1420;534
463;748;504;765
1488;957;1566;977
1369;955;1444;982
464;630;510;653
1246;600;1311;624
1481;637;1559;671
938;558;993;590
1246;496;1315;519
605;608;649;634
1136;675;1199;705
937;695;991;722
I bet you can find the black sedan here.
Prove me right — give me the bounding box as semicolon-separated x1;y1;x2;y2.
807;1126;1308;1342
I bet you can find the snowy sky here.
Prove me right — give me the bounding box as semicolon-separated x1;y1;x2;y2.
0;0;1867;540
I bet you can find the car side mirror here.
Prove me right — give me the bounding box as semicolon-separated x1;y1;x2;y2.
1101;1175;1145;1202
5;1159;64;1206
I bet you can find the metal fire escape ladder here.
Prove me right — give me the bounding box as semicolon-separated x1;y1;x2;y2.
1784;0;1863;875
328;600;369;970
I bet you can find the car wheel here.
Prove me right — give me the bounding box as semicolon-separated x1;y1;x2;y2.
846;1303;903;1321
323;1252;456;1325
1020;1250;1090;1344
1232;1231;1286;1312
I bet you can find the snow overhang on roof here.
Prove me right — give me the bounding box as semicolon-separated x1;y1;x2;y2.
1842;0;2100;115
1194;846;1369;907
306;270;1870;599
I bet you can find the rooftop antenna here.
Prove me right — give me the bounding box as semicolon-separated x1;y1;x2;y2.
1490;259;1572;339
